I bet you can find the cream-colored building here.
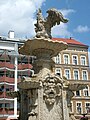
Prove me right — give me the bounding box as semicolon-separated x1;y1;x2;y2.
53;38;90;119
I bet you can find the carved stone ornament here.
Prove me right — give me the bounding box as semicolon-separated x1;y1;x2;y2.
34;8;68;39
43;74;62;105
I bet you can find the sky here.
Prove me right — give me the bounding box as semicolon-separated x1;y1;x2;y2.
0;0;90;50
0;0;90;43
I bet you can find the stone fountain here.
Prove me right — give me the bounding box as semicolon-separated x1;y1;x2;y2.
8;8;86;120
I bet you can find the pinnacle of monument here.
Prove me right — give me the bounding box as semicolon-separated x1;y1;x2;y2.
19;8;68;57
34;8;68;39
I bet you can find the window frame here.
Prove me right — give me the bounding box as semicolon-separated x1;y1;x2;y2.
83;86;89;97
85;102;90;113
63;54;70;64
72;55;78;65
55;68;62;77
82;70;88;80
64;69;71;79
75;90;81;97
76;102;82;114
55;53;61;64
73;69;80;80
80;55;86;65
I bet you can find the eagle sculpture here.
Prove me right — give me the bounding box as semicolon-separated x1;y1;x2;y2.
34;8;68;39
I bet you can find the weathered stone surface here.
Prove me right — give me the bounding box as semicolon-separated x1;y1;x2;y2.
19;38;68;57
34;8;68;39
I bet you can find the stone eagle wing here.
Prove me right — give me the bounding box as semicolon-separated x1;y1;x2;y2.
46;8;68;27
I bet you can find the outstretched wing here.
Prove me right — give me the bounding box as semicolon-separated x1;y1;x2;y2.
46;8;68;27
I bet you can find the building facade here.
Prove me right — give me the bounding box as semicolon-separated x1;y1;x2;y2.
53;38;90;119
0;31;33;120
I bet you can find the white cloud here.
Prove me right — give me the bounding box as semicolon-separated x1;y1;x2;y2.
60;9;75;17
52;23;72;38
74;25;90;33
0;1;74;39
0;0;45;38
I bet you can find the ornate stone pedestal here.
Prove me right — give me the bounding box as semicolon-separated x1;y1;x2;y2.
8;8;86;120
18;37;68;120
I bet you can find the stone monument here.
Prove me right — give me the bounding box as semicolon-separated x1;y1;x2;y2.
8;8;86;120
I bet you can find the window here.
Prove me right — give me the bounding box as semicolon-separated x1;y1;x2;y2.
76;91;80;96
0;103;3;108
0;103;9;108
10;102;14;110
72;55;78;65
5;103;9;108
81;56;86;65
74;70;79;80
65;69;70;79
64;54;69;64
85;103;90;113
55;54;61;64
6;88;9;91
82;70;88;80
55;68;61;77
76;103;82;114
0;85;4;92
83;87;89;96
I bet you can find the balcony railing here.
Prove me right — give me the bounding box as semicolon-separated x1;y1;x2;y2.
0;76;14;83
0;91;13;98
18;63;33;70
0;108;14;115
0;62;33;70
0;62;14;69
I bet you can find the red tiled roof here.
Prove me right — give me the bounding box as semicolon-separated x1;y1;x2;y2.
52;38;88;47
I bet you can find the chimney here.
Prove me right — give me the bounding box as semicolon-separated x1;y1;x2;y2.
70;37;73;39
8;30;14;39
